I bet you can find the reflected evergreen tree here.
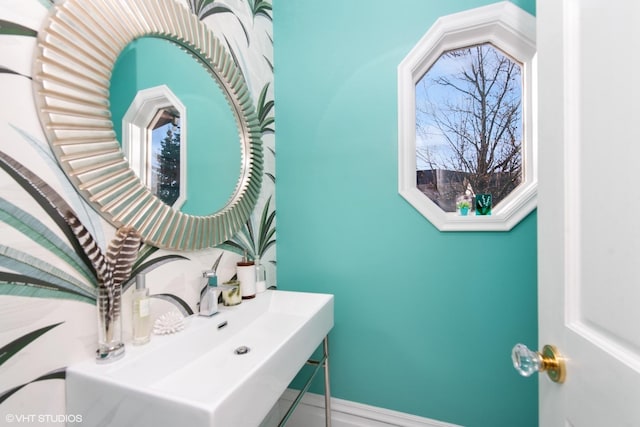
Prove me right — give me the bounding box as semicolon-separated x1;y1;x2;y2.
156;126;180;206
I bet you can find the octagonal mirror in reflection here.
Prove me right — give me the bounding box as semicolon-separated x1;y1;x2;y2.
415;43;523;214
121;85;188;211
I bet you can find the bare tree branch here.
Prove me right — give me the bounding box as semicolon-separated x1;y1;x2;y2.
416;44;523;210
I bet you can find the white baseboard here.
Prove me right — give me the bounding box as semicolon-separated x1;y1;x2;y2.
262;389;463;427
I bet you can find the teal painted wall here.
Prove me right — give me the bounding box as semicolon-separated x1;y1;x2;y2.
110;38;240;216
273;1;538;426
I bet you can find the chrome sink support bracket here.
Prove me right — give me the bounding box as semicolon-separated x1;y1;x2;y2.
278;335;332;427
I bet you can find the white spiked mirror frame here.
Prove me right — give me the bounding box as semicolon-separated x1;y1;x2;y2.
33;0;263;250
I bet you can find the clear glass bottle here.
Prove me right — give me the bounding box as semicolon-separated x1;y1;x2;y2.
255;256;267;293
132;274;152;345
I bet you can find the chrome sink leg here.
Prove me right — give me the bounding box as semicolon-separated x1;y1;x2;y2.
323;335;332;427
278;334;333;427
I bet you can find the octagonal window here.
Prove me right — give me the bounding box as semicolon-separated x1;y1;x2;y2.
416;43;523;214
398;2;536;231
122;85;187;210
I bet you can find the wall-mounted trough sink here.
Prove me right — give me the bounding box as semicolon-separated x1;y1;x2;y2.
66;290;334;426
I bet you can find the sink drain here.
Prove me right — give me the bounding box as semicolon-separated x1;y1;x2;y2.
234;346;250;355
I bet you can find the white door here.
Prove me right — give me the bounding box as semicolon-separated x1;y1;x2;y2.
537;0;640;425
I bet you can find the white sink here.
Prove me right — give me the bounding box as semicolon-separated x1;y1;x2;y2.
66;290;334;427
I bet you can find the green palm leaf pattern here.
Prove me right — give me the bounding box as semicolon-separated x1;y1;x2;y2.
224;34;249;85
249;0;272;21
0;21;33;81
0;198;94;283
0;279;93;303
0;20;36;37
132;244;160;271
209;252;223;272
125;254;189;292
265;171;275;184
189;1;249;45
36;0;54;8
257;83;275;134
0;323;66;405
197;3;234;19
263;53;273;73
257;197;276;257
0;368;65;405
150;294;194;317
0;322;63;366
187;0;212;13
218;196;275;261
127;249;194;314
0;246;95;299
0;152;97;278
9;125;106;249
0;66;30;79
0;144;191;308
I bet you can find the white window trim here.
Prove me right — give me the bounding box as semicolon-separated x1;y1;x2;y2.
397;1;537;231
122;85;187;210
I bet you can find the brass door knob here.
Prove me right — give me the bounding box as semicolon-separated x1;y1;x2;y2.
511;343;566;383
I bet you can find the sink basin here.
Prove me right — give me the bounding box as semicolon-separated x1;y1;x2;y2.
66;290;334;427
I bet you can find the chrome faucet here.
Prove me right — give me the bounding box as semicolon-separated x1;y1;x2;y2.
199;270;218;316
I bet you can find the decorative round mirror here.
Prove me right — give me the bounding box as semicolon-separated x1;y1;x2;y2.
32;0;263;250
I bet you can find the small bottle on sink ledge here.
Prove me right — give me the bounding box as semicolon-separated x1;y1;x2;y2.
237;251;256;299
255;256;267;293
132;274;152;345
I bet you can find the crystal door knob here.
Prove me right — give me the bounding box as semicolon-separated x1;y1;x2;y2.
512;343;566;383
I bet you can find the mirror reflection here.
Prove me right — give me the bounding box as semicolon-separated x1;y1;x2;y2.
415;43;523;213
110;37;242;216
34;0;264;249
149;107;181;206
121;85;187;210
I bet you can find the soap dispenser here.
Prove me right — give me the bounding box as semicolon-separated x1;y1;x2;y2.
199;271;218;317
132;274;152;345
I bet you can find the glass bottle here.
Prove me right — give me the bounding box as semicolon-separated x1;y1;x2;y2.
132;274;152;345
255;256;267;293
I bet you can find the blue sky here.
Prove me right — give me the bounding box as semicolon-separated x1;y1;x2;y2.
414;44;523;171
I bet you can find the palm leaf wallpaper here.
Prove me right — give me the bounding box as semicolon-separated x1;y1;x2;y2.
0;0;274;418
